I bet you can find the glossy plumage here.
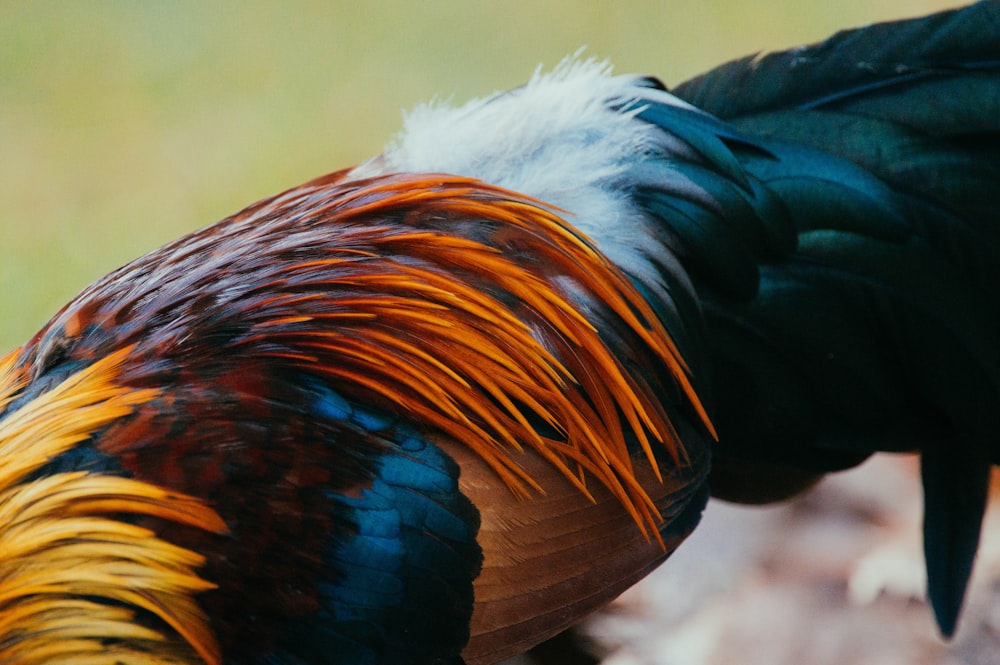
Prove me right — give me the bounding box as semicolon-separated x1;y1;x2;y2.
1;2;999;663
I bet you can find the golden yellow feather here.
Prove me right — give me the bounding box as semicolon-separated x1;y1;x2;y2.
0;348;226;665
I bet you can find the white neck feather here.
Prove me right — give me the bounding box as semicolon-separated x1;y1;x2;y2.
350;56;694;287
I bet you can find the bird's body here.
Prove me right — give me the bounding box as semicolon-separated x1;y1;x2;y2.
1;2;999;663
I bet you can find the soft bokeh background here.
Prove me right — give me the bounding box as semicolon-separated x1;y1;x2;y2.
0;0;968;349
2;2;992;665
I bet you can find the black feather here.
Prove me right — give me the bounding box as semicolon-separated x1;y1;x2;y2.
661;0;1000;635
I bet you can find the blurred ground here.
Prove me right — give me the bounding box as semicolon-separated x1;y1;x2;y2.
507;456;1000;665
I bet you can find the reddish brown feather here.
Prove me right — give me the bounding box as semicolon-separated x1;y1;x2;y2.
230;173;713;536
30;173;712;540
0;171;716;662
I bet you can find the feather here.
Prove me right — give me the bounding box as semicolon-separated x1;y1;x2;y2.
1;3;998;662
670;0;1000;634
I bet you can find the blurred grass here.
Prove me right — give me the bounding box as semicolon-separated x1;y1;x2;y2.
0;0;967;350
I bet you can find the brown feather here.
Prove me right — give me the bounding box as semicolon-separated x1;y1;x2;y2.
437;434;707;664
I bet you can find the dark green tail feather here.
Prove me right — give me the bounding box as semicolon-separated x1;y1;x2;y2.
653;0;1000;636
672;1;1000;120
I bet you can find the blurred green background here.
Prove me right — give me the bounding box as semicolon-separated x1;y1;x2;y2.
0;0;967;351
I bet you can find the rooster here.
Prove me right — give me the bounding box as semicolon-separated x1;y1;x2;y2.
1;2;998;664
